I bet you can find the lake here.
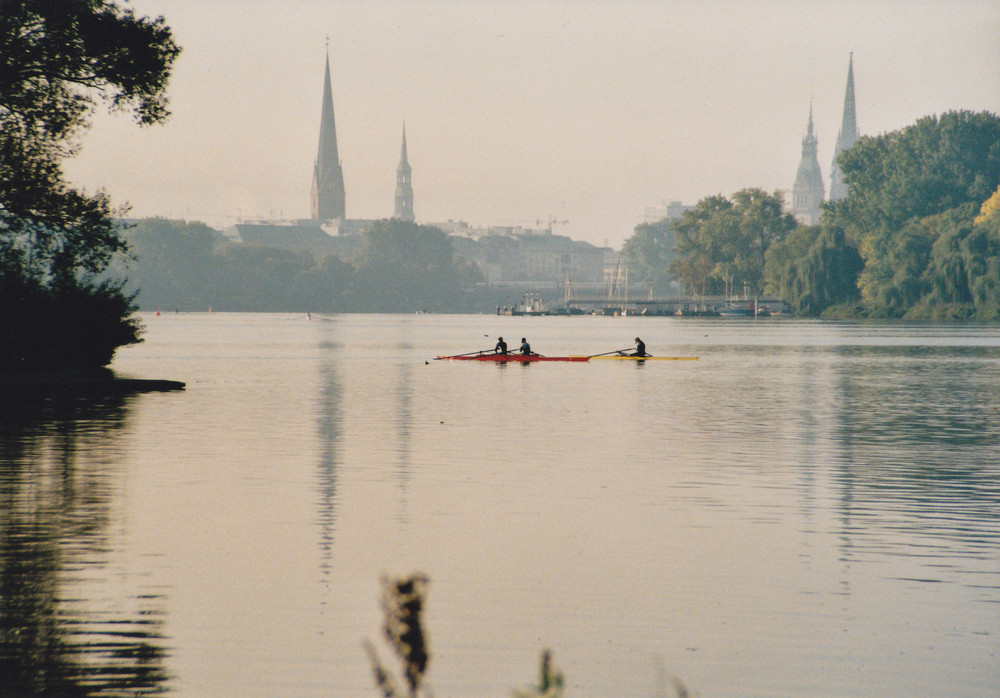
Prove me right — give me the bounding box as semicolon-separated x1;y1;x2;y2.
1;313;998;697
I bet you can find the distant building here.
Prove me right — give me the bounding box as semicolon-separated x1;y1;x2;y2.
791;103;825;225
394;125;415;222
645;200;692;223
311;50;347;221
225;220;360;258
442;221;615;288
829;54;859;201
219;49;623;295
230;51;385;252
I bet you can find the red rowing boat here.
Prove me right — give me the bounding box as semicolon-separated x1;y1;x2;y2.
436;353;590;362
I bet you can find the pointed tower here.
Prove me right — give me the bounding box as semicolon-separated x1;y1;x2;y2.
829;54;858;201
394;124;415;222
792;101;825;225
311;51;346;221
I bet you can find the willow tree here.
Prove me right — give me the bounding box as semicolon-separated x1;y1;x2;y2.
765;225;863;316
0;0;180;368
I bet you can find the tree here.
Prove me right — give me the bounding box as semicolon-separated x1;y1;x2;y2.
670;189;796;296
621;219;677;296
0;1;180;368
763;224;819;296
912;202;1000;319
352;219;480;312
825;111;1000;318
826;110;1000;236
975;184;1000;224
765;225;863;316
669;195;733;295
111;218;224;310
216;244;316;311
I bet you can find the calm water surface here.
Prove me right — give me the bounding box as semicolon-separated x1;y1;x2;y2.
2;313;998;696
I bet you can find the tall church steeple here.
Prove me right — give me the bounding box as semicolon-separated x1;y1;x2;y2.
394;124;415;222
792;101;825;225
311;50;346;220
829;54;858;201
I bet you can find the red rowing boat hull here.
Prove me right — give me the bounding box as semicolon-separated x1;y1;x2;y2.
436;354;590;362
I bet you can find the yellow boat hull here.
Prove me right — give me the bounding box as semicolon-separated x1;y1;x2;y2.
583;355;699;361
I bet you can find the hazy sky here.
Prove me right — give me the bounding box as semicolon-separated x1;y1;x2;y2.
64;0;1000;248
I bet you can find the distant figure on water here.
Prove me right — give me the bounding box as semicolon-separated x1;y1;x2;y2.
519;337;532;356
495;337;508;355
631;337;647;357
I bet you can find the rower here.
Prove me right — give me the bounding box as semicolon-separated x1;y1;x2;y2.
631;337;647;357
519;337;532;355
495;337;508;355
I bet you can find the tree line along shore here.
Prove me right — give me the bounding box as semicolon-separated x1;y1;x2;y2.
120;110;1000;322
2;2;999;372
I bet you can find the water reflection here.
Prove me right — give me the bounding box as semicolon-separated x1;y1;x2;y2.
830;345;1000;592
0;393;169;696
316;339;343;578
392;346;414;527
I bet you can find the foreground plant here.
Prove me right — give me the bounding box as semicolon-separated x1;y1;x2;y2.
365;573;431;697
512;649;564;698
365;574;694;697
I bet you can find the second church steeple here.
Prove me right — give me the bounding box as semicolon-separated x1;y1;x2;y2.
792;102;825;225
394;125;415;222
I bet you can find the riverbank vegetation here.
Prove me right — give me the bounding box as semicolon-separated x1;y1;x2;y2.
643;110;1000;319
0;1;180;368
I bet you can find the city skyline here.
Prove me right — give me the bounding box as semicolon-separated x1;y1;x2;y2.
61;0;1000;248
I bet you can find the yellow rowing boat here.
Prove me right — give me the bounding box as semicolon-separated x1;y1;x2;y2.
582;355;699;361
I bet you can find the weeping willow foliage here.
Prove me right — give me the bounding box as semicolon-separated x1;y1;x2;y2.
765;225;863;316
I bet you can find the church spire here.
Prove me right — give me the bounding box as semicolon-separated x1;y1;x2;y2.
394;123;414;222
792;99;825;225
829;53;858;201
311;49;346;220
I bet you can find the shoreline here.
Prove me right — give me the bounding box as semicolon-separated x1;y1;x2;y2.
1;368;185;393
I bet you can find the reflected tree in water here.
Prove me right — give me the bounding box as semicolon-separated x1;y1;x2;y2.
0;394;170;696
830;346;1000;587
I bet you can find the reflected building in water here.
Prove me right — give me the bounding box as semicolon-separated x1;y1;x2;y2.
316;331;343;578
827;345;1000;596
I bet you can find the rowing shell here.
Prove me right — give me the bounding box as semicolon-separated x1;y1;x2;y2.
436;354;697;362
437;354;590;362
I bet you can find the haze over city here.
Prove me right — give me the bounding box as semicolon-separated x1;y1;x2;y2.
63;0;1000;248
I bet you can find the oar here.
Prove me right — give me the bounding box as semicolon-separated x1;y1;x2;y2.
589;348;634;357
434;348;493;359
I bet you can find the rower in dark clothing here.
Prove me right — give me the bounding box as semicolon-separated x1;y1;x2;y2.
519;337;532;355
631;337;647;357
495;337;508;355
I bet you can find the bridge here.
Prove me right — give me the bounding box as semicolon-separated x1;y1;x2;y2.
500;294;790;317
